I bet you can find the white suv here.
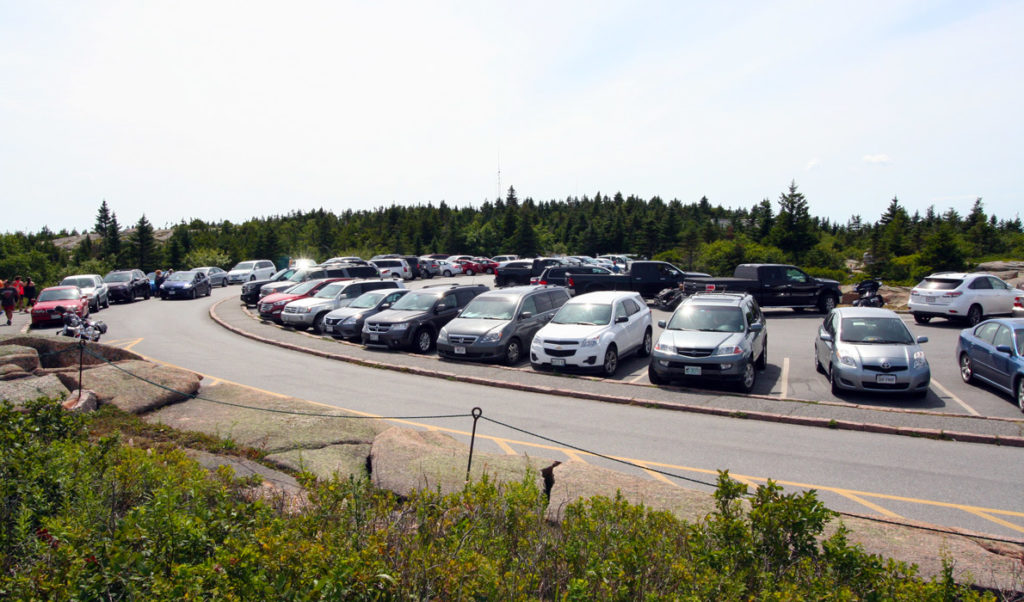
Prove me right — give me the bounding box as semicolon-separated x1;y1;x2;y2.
909;272;1021;326
530;290;652;376
227;259;276;284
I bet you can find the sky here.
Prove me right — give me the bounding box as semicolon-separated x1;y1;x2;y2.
2;0;1022;234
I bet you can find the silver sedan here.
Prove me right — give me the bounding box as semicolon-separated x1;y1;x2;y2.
814;307;930;398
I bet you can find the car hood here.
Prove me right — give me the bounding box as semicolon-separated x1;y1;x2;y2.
261;293;303;304
33;300;76;311
837;342;923;365
261;282;295;294
657;330;745;350
444;318;508;336
325;306;374;320
536;323;608;340
814;277;840;286
370;308;428;324
106;281;129;288
287;297;339;310
227;269;250;276
162;281;193;289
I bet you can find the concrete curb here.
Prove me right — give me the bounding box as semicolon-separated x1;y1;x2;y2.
208;299;1024;448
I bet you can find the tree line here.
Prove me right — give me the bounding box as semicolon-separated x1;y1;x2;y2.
1;184;1021;288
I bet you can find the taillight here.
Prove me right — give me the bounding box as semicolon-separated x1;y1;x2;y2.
705;284;716;292
539;280;548;285
944;291;963;298
567;277;575;287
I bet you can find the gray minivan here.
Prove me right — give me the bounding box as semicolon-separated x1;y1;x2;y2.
436;285;571;364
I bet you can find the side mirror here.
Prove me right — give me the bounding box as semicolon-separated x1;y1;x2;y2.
916;336;929;344
819;330;833;343
657;320;666;328
520;311;533;320
615;316;628;324
996;344;1013;355
436;304;448;313
749;322;764;332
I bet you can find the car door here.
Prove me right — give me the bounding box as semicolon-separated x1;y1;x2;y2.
969;322;1000;382
816;311;838;368
514;294;544;342
432;292;460;329
987;277;1015;315
783;267;818;306
989;324;1017;391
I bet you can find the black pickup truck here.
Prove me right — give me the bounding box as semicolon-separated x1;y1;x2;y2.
683;264;841;312
566;261;710;298
494;258;567;287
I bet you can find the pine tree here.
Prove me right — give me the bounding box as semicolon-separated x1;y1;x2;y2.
104;213;122;261
95;200;112;235
128;215;159;272
769;181;817;262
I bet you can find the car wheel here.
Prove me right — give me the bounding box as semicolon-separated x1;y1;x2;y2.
90;299;98;313
637;327;652;358
250;276;256;281
756;341;767;370
466;269;474;276
829;365;842;396
966;304;983;326
959;353;974;384
102;295;109;308
818;294;837;313
486;268;494;274
738;362;756;393
503;339;522;365
221;279;227;287
190;288;197;299
648;363;667;385
601;345;618;377
206;286;212;296
913;313;931;324
144;288;150;300
1016;377;1024;412
312;313;326;334
813;348;824;374
444;270;453;277
414;328;434;353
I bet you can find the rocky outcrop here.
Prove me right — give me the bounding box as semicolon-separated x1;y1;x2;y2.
0;344;41;372
63;389;98;413
266;444;373;481
56;359;200;414
0;373;70;406
0;334;142;369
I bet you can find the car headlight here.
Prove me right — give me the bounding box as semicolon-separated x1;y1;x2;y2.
712;345;743;356
183;283;193;288
272;300;288;307
581;335;600;348
913;350;927;369
480;330;503;343
391;322;408;332
298;307;313;313
837;348;858;367
437;329;449;344
343;315;361;324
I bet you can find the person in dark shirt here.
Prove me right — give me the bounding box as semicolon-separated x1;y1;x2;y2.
0;280;17;325
22;278;37;312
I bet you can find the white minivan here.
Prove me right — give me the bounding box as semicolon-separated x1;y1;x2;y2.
227;259;277;284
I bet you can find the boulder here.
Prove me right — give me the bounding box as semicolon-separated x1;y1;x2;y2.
57;359;201;414
63;389;98;413
545;460;717;524
144;382;387;453
266;443;372;481
0;334;142;369
0;364;30;380
975;261;1024;273
0;345;40;372
185;449;307;513
369;426;550;497
0;373;70;407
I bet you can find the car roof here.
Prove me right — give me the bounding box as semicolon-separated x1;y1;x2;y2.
476;285;561;298
978;317;1024;328
43;285;80;291
833;307;900;319
683;292;749;307
568;290;640;303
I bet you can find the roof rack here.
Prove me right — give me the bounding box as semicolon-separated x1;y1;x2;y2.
688;291;749;300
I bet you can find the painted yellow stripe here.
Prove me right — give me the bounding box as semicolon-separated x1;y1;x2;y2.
564;450;588;463
962;508;1024;534
635;462;677;486
494;438;516;455
833;490;904;519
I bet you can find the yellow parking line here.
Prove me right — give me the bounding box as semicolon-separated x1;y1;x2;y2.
494;438;517;455
931;379;980;416
779;357;790;399
962;508;1024;534
635;462;677;486
833;490;903;519
564;450;589;463
629;371;649;384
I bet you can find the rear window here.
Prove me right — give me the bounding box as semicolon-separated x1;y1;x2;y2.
61;277;95;288
347;266;379;278
918;278;962;290
232;262;255;271
375;260;400;268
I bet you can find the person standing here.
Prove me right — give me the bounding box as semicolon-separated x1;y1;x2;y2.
0;280;16;325
23;278;37;312
12;276;24;311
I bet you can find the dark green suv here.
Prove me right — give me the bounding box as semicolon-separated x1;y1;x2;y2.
362;284;489;353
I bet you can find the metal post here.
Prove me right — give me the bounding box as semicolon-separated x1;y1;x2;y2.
77;338;85;402
466;407;482;482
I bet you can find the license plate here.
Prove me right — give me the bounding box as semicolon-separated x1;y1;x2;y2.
369;334;379;341
876;374;896;384
324;325;333;333
551;358;566;366
684;366;702;376
924;296;935;303
49;313;60;319
454;346;466;354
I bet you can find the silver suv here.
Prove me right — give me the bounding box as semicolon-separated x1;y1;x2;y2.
59;274;109;312
648;292;767;393
437;286;571;364
280;279;405;333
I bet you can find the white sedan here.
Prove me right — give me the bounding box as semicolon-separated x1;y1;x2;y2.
436;260;464;277
530;290;652;377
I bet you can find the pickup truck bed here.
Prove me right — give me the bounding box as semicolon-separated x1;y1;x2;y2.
684;264;840;312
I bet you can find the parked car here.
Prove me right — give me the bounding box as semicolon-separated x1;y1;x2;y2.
323;289;411;340
240;268;298;306
647;292;767;392
418;258;440;279
814;307;930;398
160;270;212;299
956;318;1024;411
473;258;499;274
227;259;277;284
437;286;571;365
258;278;345;323
436;260;464;277
281;279;405;333
59;274;109;312
491;254;518;263
494;257;566;287
259;264;380;298
371;258;413;280
454;259;485;275
683;264;839;312
363;283;489;352
30;286;89;327
529;290;652;376
194;266;228;287
104;269;151;302
909;272;1021;326
322;256;368;266
531;265;612;292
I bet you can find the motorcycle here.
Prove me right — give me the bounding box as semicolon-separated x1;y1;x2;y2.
851;279;884;308
654;286;686;311
57;305;108;342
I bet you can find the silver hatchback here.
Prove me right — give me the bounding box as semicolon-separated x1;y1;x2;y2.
814;307;930;398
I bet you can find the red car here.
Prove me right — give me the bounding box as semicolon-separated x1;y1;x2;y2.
31;285;89;327
257;278;346;322
454;259;485;275
473;257;498;274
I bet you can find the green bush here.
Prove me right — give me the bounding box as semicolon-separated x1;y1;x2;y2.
0;400;993;600
183;247;232;270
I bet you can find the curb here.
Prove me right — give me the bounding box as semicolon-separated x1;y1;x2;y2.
208;299;1024;448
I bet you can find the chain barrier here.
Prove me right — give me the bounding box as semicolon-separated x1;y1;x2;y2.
69;347;1024;547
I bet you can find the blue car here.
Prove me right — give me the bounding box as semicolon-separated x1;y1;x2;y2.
955;317;1024;411
159;270;212;300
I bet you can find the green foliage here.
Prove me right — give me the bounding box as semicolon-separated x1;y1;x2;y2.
183;247;232;270
0;408;993;600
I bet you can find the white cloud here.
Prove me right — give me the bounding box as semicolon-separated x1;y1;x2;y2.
805;158;821;171
862;154;892;165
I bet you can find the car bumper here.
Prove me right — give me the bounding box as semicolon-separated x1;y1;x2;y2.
240;291;261;305
362;328;413;349
281;312;315;327
530;343;603;370
437;340;505;361
107;288;133;301
324;320;361;338
649;354;750;383
161;288;192;298
831;363;931;394
258;304;286;321
908;301;966;318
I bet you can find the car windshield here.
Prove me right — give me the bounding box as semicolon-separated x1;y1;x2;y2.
552;302;612;326
918;278;962;290
1015;330;1024;356
104;273;131;283
391;291;440;311
167;271;195;282
61;277;95;288
285;269;314;282
232;262;255;271
39;288;80;301
350;291;388;309
270;268;294;280
667;306;744;332
461;297;516;320
284;280;322;295
314;283;347;298
840;317;914;344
